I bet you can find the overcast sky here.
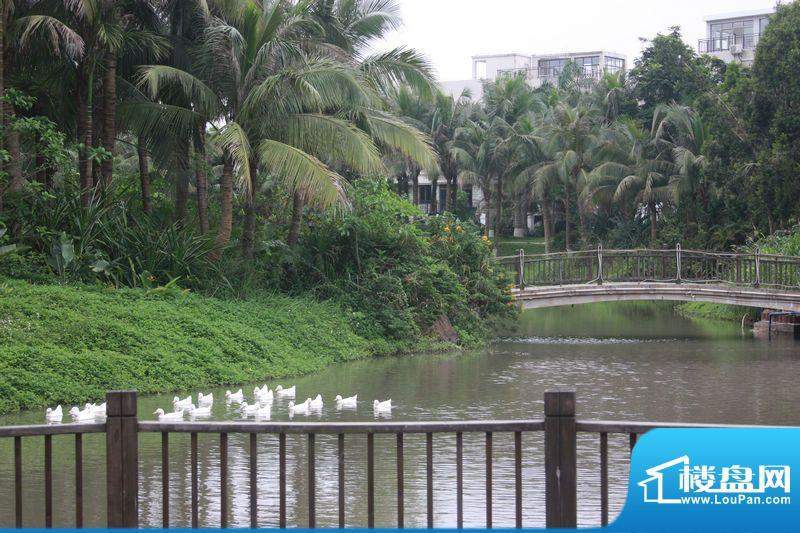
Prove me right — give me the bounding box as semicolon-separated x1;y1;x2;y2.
380;0;779;82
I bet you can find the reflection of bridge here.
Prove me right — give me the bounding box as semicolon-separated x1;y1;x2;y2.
498;246;800;311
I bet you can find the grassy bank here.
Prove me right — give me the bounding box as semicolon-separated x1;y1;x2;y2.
676;301;759;322
0;279;451;414
497;237;547;257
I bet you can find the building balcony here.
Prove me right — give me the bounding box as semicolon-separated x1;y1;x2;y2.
699;33;759;54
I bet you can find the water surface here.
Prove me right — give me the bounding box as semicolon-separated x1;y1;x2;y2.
1;302;798;528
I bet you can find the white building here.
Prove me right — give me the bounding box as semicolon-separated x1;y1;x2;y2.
442;50;627;100
698;8;775;65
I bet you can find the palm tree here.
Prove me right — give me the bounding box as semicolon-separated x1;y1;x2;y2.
533;102;602;250
586;119;675;243
139;0;435;257
653;103;711;213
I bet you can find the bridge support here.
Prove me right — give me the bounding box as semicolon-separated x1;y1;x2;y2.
544;390;577;528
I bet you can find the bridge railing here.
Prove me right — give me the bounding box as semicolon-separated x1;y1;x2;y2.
498;246;800;290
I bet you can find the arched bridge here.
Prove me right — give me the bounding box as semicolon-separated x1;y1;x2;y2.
498;246;800;312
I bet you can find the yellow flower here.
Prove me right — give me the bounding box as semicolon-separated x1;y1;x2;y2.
482;235;489;242
443;226;451;233
456;225;463;232
148;275;156;282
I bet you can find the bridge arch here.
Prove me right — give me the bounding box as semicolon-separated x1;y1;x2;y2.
498;247;800;312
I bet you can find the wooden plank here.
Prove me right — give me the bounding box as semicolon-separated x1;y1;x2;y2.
307;433;316;528
75;434;83;528
106;391;138;528
426;432;433;528
368;433;375;528
220;433;228;528
338;434;345;528
600;432;608;527
162;432;169;528
14;436;21;527
514;431;522;528
544;391;577;528
485;431;492;529
396;433;404;529
45;435;52;528
191;432;198;529
456;432;463;529
279;433;286;529
0;423;105;438
250;433;257;528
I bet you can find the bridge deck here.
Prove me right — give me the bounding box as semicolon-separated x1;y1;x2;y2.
513;282;800;312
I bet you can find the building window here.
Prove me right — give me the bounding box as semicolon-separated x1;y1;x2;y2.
710;18;756;50
419;185;432;204
759;16;770;35
605;57;625;73
539;58;568;77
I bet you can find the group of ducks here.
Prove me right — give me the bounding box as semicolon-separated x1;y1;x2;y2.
44;402;107;423
152;384;392;421
46;385;393;423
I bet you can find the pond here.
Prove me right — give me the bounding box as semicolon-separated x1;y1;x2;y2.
0;302;798;528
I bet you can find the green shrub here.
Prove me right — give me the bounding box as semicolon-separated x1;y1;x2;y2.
0;278;397;413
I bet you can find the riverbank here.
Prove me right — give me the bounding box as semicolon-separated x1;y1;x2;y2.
675;301;759;322
0;278;456;414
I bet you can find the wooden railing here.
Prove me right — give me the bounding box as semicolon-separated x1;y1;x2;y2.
1;390;783;529
497;246;800;290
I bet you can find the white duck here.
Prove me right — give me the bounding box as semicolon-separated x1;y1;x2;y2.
335;394;358;409
173;395;193;410
373;399;392;413
288;399;311;416
275;385;296;398
69;406;95;422
187;404;212;418
239;402;260;416
254;386;273;403
308;394;323;409
254;404;272;419
225;389;244;404
153;408;185;421
197;392;213;408
45;405;63;423
92;402;107;417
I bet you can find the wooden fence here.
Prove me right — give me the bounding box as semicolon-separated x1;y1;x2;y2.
497;246;800;290
0;390;773;529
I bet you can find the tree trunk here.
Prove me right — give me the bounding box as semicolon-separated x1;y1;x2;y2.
91;95;101;187
649;202;658;243
286;190;305;246
175;143;190;223
494;176;503;245
77;62;93;206
411;169;419;205
513;194;527;237
430;177;438;214
99;54;116;187
137;135;151;214
564;194;572;251
213;155;234;256
6;128;21;192
195;128;209;234
542;201;553;254
242;158;258;259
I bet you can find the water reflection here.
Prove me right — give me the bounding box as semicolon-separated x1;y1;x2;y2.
0;302;798;528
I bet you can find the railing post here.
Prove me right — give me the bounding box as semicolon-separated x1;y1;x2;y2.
597;244;603;285
518;249;525;289
755;247;761;287
106;391;139;528
676;243;682;284
544;390;577;529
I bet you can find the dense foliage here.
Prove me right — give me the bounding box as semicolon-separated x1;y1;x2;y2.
0;278;407;413
396;7;799;255
0;0;517;356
